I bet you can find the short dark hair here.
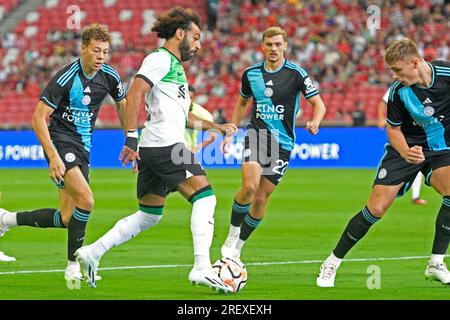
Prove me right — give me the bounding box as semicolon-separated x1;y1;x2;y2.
81;24;111;46
151;7;201;40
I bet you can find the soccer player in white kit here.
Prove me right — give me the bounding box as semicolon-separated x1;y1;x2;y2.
75;7;237;292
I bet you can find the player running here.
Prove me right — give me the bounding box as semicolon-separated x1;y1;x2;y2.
75;7;237;293
317;38;450;287
0;24;125;282
220;26;326;260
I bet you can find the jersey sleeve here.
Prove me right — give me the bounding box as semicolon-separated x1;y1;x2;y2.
135;50;171;87
386;84;404;126
104;65;125;101
434;60;450;85
240;70;252;98
297;69;319;99
40;72;66;110
434;60;450;68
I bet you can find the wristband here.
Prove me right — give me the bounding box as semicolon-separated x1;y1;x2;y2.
125;130;138;152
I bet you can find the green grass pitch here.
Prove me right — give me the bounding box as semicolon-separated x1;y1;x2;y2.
0;168;449;300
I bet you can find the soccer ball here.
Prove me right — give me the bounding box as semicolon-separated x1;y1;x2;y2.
212;257;247;293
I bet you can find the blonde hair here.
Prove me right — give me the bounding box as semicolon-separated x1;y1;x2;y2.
81;24;111;46
384;38;423;66
262;26;288;42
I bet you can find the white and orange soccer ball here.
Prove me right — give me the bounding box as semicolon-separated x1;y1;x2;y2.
212;257;247;293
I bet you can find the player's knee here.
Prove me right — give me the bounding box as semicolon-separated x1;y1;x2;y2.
76;189;94;210
367;204;387;218
253;194;268;207
242;182;258;199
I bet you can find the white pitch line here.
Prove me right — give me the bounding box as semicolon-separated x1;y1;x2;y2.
0;255;442;276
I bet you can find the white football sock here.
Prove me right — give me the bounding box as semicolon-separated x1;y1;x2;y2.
228;225;240;237
236;239;245;252
67;260;79;269
429;254;445;266
411;172;423;200
2;212;17;227
326;252;342;268
191;195;216;271
90;211;162;260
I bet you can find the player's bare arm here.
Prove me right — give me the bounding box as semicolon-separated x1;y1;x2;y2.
305;94;326;135
221;96;249;153
119;77;151;166
231;95;250;127
386;123;424;164
115;98;127;133
32;101;66;184
187;112;237;136
377;100;387;128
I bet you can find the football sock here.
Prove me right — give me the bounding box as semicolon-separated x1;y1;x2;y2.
411;173;422;200
90;205;163;260
67;260;79;269
239;213;262;241
2;212;18;227
431;196;450;255
325;252;342;268
230;199;251;227
189;187;216;271
333;207;380;259
16;208;66;228
226;225;241;238
429;254;445;266
68;207;91;261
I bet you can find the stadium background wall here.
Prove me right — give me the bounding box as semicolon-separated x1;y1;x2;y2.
0;128;387;168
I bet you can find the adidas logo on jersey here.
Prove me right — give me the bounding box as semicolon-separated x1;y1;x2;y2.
265;80;273;86
186;170;193;179
423;97;432;104
84;86;91;93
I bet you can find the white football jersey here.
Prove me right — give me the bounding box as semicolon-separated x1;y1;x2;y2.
136;47;191;147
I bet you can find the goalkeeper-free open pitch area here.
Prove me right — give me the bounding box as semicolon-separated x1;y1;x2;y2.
1;168;449;300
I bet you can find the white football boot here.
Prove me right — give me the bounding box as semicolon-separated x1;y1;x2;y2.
0;251;15;262
316;262;338;287
75;246;100;288
221;233;239;259
188;268;233;294
425;262;450;285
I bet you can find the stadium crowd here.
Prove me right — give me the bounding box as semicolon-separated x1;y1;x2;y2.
0;0;449;126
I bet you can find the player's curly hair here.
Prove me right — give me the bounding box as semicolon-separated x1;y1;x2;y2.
81;24;111;46
151;7;201;40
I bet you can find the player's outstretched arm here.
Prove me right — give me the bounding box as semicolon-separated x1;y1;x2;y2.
231;96;249;127
305;94;326;135
119;77;150;168
386;123;424;164
220;95;249;154
192;135;217;153
32;101;65;184
187;112;237;136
